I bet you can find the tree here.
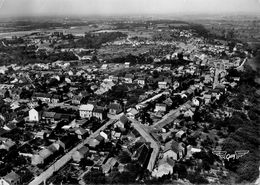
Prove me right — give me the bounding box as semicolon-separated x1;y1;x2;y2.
117;150;131;164
83;169;106;184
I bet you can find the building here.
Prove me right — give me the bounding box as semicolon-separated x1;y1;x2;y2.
72;146;89;162
41;111;56;124
72;96;84;105
154;103;167;112
0;171;21;185
152;157;175;178
92;106;106;120
51;95;61;104
126;108;139;119
33;93;51;103
108;102;122;115
79;104;94;119
114;114;128;129
158;81;167;89
29;107;42;122
137;78;145;87
163;140;186;161
102;157;118;174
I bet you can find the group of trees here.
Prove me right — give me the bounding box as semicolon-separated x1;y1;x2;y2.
61;32;127;49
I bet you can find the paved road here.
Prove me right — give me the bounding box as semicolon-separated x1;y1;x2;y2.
137;92;164;107
130;118;159;172
29;118;118;185
152;101;191;129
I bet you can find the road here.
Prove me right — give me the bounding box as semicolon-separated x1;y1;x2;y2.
236;58;247;71
29;118;119;185
137;92;164;107
130;118;159;172
152;101;191;129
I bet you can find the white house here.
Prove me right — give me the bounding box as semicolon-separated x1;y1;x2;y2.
79;104;94;119
158;81;167;89
155;103;167;112
137;78;145;87
29;107;42;122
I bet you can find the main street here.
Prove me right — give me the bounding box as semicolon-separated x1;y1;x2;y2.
153;101;191;129
130;118;159;172
29;117;119;185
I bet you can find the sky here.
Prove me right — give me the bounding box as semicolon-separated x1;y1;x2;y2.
0;0;259;17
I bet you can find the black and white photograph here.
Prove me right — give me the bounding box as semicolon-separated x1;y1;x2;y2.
0;0;259;184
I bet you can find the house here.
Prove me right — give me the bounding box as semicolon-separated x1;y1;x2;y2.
72;146;89;162
163;140;186;161
33;93;51;103
72;96;83;105
29;107;42;122
101;64;108;70
175;130;186;139
102;157;118;174
111;131;121;140
163;98;173;107
158;81;167;89
92;106;106;120
192;98;200;107
75;127;88;139
155;103;167;112
41;111;56;124
124;74;134;84
31;148;53;165
186;145;201;158
137;78;145;87
87;138;100;148
79;104;94;119
108;102;122;115
0;138;15;151
152;157;175;178
58;134;79;150
100;131;108;140
126;108;139;119
183;109;194;119
114;115;128;130
51;95;61;104
0;171;21;185
125;62;130;68
204;93;212;104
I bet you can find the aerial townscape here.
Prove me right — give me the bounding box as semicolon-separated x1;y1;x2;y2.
0;1;259;185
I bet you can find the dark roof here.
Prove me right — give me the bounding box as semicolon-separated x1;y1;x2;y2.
132;143;150;167
42;111;56;118
93;106;106;113
119;115;128;124
125;74;134;79
34;106;43;112
33;93;52;98
0;128;8;136
72;95;83;101
60;134;79;148
52;95;61;99
109;103;122;110
78;146;89;155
